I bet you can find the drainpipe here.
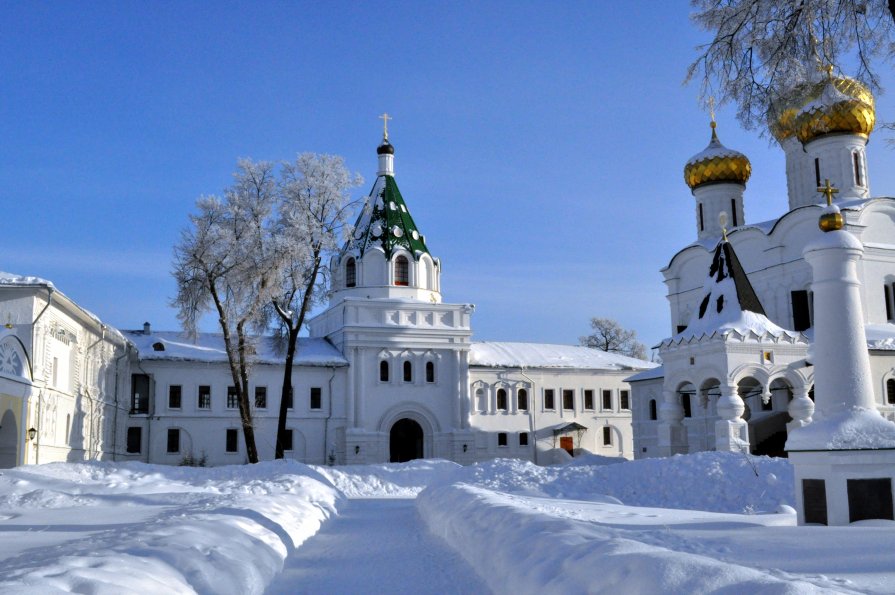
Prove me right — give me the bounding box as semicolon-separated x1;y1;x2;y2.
324;365;336;464
519;368;537;465
83;325;106;460
111;348;130;461
29;286;54;465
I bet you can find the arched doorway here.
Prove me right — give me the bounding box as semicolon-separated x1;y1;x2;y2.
0;409;19;468
390;418;423;463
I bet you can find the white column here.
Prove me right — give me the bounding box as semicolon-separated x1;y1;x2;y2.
715;382;749;453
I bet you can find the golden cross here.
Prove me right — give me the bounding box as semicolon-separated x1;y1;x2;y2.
708;96;716;124
379;113;392;140
817;178;839;206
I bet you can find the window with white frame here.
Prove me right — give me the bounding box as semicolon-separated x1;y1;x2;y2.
167;428;180;453
498;432;508;447
584;389;594;410
619;390;630;410
168;385;182;409
497;388;508;411
544;389;555;410
602;389;612;410
562;389;574;410
227;386;238;409
425;361;435;383
602;426;612;446
517;388;528;411
226;428;238;453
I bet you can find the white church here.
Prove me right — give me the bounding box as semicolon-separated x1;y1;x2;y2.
0;131;655;469
628;69;895;460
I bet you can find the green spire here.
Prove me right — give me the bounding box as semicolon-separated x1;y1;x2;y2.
349;175;430;259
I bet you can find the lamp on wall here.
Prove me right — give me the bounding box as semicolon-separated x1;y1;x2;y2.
27;427;36;441
355;445;360;455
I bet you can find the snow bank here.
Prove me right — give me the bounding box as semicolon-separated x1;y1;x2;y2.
437;452;793;513
311;459;461;498
787;407;895;450
0;461;340;594
418;483;831;595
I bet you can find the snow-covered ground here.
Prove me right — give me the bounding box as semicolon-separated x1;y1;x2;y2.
1;453;893;594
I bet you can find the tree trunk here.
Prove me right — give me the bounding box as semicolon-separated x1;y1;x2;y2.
275;325;300;459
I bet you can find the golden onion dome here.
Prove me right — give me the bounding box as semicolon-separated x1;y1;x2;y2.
684;122;752;190
770;73;875;143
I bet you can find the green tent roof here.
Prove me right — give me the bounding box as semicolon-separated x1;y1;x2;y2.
347;174;431;259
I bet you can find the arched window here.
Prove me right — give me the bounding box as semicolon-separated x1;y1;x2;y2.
346;258;356;288
497;388;507;411
649;399;657;421
380;360;389;382
476;388;487;412
425;361;435;383
517;389;528;411
887;378;895;405
682;394;692;418
403;360;412;382
885;281;895;322
395;255;409;286
854;150;865;187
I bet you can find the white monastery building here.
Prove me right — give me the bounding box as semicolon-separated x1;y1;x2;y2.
0;131;655;468
629;69;895;460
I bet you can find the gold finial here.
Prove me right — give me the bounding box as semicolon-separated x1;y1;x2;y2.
817;178;843;232
379;112;392;140
818;178;838;206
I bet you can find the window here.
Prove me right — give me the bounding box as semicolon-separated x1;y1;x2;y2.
498;432;508;447
519;432;529;446
584;389;594;410
497;388;508;411
731;199;738;226
286;386;294;409
620;390;630;410
476;388;487;412
791;290;812;331
255;386;267;409
544;389;555;410
603;426;612;446
227;386;238;409
346;257;357;288
698;203;704;232
517;389;528;411
814;158;821;187
887;379;895;405
682;394;692;418
649;399;657;420
380;360;389;382
226;428;238;453
403;360;412;382
602;389;612;410
886;283;895;322
198;385;211;409
282;429;294;451
854;151;865;187
166;428;180;453
168;385;182;409
126;427;141;454
426;361;435;383
130;374;150;414
562;389;574;410
395;255;409;286
310;387;322;410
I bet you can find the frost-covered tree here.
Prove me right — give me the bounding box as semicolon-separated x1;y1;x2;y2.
271;153;362;459
687;0;895;134
172;159;280;464
580;318;647;360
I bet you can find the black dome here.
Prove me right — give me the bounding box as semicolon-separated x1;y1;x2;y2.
377;140;395;155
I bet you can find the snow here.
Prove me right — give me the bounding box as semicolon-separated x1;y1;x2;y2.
866;323;895;350
685;133;748;167
625;364;664;382
2;453;895;593
0;271;55;287
470;341;656;370
125;330;348;366
786;407;895;450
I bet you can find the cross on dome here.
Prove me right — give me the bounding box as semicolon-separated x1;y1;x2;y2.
379;113;392;140
817;178;839;206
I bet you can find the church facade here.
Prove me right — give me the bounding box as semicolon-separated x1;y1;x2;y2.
0;133;654;468
630;71;895;459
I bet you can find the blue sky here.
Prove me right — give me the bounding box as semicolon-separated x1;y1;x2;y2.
2;1;894;351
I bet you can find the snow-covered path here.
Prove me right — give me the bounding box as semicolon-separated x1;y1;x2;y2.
265;498;488;595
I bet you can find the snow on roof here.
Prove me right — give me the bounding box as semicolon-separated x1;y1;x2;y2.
625;364;665;382
664;241;803;346
866;323;895;350
126;330;348;366
469;342;656;371
0;271;55;287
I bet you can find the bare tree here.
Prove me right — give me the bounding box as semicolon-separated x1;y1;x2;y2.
271;153;362;459
172;159;280;464
687;0;895;135
580;318;647;360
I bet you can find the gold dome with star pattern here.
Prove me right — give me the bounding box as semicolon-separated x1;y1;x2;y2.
770;74;875;143
684;122;752;190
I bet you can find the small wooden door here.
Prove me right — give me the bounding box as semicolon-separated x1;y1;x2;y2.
560;436;573;455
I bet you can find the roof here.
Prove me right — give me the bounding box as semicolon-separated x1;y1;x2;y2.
625;365;665;382
346;174;430;259
663;240;803;346
125;331;348;366
469;341;656;371
867;324;895;351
